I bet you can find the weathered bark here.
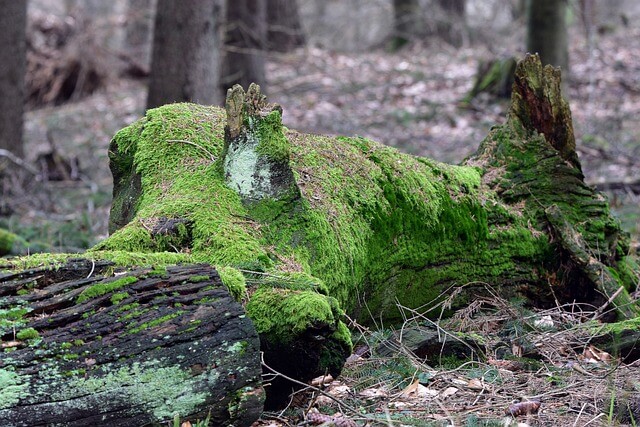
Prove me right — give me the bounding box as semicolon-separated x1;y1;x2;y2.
0;0;27;157
0;260;263;426
124;0;156;71
526;0;569;72
222;0;267;92
147;0;221;109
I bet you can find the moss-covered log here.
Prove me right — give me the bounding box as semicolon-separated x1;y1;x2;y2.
0;260;263;426
3;54;638;416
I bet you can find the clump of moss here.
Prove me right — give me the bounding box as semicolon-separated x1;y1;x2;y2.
110;292;130;305
217;266;246;301
16;327;39;341
256;109;290;162
77;276;139;303
246;287;351;350
0;229;18;256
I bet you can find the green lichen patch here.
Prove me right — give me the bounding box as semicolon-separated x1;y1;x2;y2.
63;361;208;421
0;368;29;409
77;276;139;304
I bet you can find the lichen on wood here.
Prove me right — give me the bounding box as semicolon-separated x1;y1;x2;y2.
0;262;263;426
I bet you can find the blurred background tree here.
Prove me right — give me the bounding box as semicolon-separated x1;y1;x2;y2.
0;0;27;158
266;0;305;52
147;0;221;109
526;0;569;72
222;0;267;92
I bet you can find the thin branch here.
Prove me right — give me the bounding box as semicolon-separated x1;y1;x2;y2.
260;353;383;424
0;149;39;175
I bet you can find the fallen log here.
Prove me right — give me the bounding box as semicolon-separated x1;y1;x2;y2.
0;260;263;426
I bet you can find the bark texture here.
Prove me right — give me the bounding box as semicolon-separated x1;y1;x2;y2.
125;0;156;70
147;0;220;109
0;261;263;426
0;0;27;157
526;0;569;72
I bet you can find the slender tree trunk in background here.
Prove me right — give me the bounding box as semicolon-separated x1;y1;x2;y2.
266;0;305;52
147;0;220;109
125;0;157;69
222;0;267;93
526;0;568;72
391;0;420;49
436;0;465;47
0;0;27;157
438;0;464;16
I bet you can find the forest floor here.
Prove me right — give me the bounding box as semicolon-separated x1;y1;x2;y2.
5;19;640;427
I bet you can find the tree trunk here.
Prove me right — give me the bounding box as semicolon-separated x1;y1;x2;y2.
391;0;420;49
526;0;569;72
0;0;27;157
436;0;465;47
0;260;263;426
125;0;156;71
147;0;221;109
266;0;305;52
222;0;267;93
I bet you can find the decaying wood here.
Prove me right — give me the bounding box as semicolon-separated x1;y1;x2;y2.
0;260;263;426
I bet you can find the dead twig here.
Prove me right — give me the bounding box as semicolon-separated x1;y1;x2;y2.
0;149;39;175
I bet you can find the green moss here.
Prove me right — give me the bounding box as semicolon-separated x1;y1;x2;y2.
110;292;130;305
217;266;246;301
77;276;139;304
255;109;290;162
246;287;351;350
16;327;39;341
0;306;30;335
0;229;17;256
127;311;183;334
